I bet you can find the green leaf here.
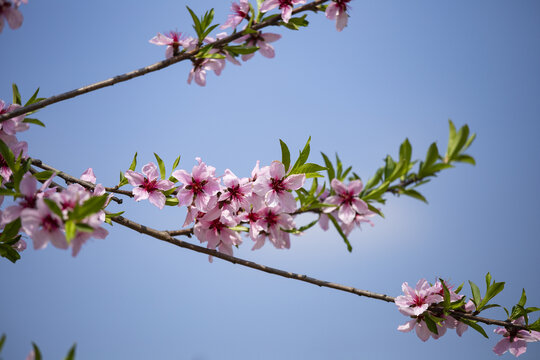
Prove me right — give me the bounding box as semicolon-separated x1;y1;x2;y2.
24;87;41;106
71;194;109;221
128;152;138;171
399;138;412;164
454;154;476;165
0;244;21;263
335;153;343;180
0;218;21;242
526;307;540;313
459;318;489;338
463;133;476;151
0;138;15;170
65;220;76;243
518;289;527;307
32;342;43;360
362;181;390;201
0;187;17;196
320;152;335;181
33;170;54;181
291;137;311;173
479;281;505;310
12;83;21;105
280;139;291;172
441;280;452;308
469;280;481;309
327;213;352;252
23;118;46;127
0;334;5;353
172;155;181;171
44;198;63;218
365;168;383;191
401;189;428;203
64;344;77;360
201;23;219;40
367;203;384;218
294;163;326;175
224;45;259;55
75;223;95;233
383;155;396;180
186;6;202;38
154;153;166;179
423;314;439;335
165;197;179;206
105;211;125;219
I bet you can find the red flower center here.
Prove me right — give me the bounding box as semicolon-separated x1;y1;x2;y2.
270;177;287;193
42;214;60;232
141;178;159;193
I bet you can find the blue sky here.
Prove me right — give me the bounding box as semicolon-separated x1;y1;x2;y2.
1;0;540;359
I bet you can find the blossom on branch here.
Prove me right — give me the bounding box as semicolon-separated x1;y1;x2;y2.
325;0;351;32
233;31;281;61
149;31;193;59
253;161;305;212
260;0;306;23
221;0;250;29
0;99;28;135
173;158;220;212
323;178;368;225
125;162;174;209
493;318;540;357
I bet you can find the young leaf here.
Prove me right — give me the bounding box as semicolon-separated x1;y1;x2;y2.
0;218;22;242
518;289;527;307
12;83;22;105
454;154;476;165
129;152;138;171
186;6;202;39
64;343;77;360
23;118;46;127
32;342;43;360
320;152;335;181
172;155;181;171
291;137;311;172
423;313;439;335
293;163;326;175
154;153;166;179
0;244;21;263
44;198;63;218
327;213;352;252
65;220;76;243
459;318;489;338
469;280;481;308
280;139;291;172
0;333;5;353
25;87;41;106
401;189;428;203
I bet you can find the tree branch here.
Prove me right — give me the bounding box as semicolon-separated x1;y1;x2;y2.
0;0;329;123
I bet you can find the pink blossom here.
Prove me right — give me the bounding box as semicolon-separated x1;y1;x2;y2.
219;169;252;212
187;58;225;87
20;198;67;250
395;279;442;317
253;161;305;212
0;132;27;182
80;167;96;184
0;1;23;33
149;31;193;59
173;158;220;212
325;0;351;32
0;99;28;135
493;318;540;357
253;206;295;249
398;317;446;342
125;162;174;209
234;31;281;61
221;0;250;29
260;0;306;23
340;210;375;236
323;178;368;225
194;206;242;256
1;172;54;226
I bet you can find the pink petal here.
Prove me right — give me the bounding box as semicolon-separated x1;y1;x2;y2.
132;187;149;201
284;174;305;191
124;171;145;186
148;191;166;209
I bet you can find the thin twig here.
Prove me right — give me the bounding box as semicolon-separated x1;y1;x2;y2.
0;0;329;123
31;159;127;203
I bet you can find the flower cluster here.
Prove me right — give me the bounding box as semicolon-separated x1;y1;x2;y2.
395;279;475;341
127;158;306;259
149;0;352;86
0;98;110;257
493;318;540;357
319;178;375;235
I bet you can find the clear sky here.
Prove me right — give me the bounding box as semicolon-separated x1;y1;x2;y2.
1;0;540;359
